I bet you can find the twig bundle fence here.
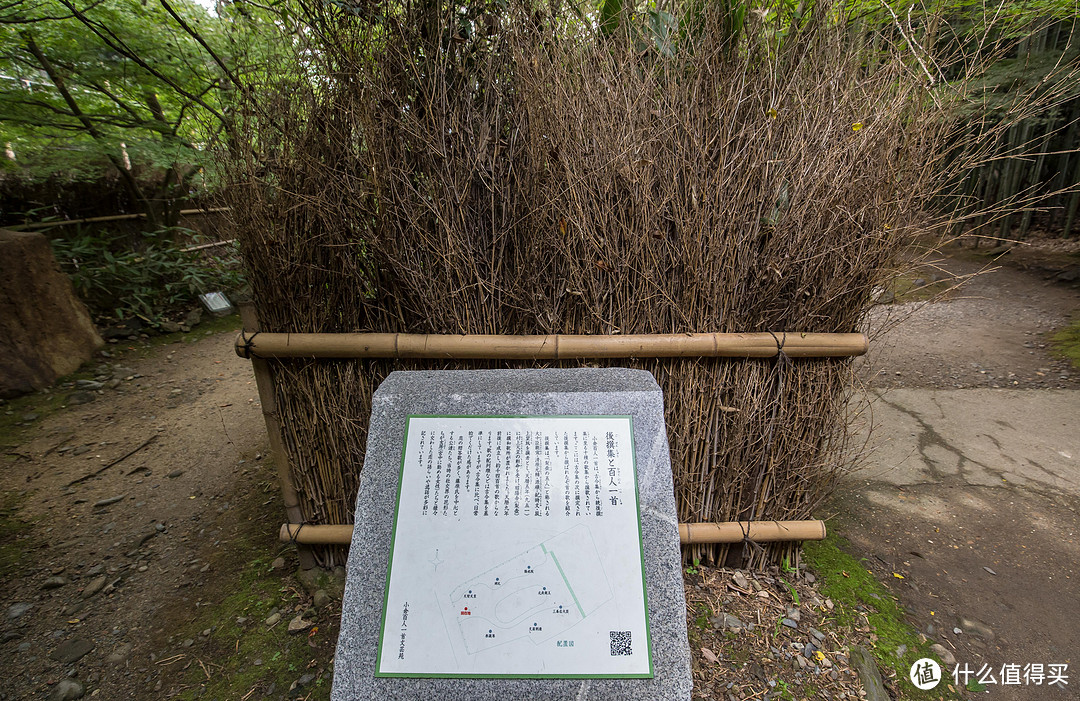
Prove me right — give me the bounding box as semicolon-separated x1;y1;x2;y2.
224;0;958;568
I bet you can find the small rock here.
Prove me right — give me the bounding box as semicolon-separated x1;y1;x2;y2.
983;566;997;575
22;412;39;422
106;378;122;390
81;575;107;599
710;613;743;630
294;673;316;689
253;657;263;666
732;572;749;589
184;308;203;328
182;638;194;647
781;618;799;629
201;628;212;637
849;645;890;701
167;470;183;479
75;380;104;390
49;639;94;664
786;607;801;622
41;576;68;590
930;643;956;667
313;590;332;609
287;615;313;634
809;627;826;642
155;523;166;532
48;678;85;701
106;642;132;664
66;392;97;405
804;572;816;584
895;644;907;658
17;641;30;652
71;445;91;456
265;613;281;626
953;627;963;635
960;617;994;640
93;495;125;508
160;321;183;333
271;557;286;571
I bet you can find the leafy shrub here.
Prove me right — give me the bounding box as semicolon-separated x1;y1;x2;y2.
51;227;244;327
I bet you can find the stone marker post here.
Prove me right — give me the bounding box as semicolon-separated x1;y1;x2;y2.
333;368;691;700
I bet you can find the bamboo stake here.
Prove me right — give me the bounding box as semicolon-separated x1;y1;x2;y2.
236;332;868;360
278;520;825;546
240;303;315;569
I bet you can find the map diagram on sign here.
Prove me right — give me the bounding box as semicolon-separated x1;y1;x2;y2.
443;524;612;654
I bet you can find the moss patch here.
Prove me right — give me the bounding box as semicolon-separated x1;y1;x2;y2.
159;465;337;701
1050;319;1080;371
0;492;34;583
887;271;951;304
803;534;962;700
171;555;335;701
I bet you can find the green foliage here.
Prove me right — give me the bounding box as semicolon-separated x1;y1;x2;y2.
1051;318;1080;370
802;535;956;699
50;228;244;326
0;492;34;582
0;0;294;224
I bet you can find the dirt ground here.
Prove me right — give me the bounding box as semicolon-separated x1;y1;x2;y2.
0;240;1077;700
839;241;1080;700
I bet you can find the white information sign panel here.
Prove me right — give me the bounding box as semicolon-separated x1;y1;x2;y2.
375;415;651;678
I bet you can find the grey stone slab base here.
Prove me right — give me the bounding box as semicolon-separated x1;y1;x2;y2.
331;368;692;701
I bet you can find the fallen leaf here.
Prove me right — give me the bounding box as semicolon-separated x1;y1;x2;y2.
701;648;719;664
893;573;905;579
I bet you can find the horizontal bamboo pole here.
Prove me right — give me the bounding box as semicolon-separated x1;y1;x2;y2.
7;206;230;230
237;332;867;360
679;520;826;545
279;520;826;546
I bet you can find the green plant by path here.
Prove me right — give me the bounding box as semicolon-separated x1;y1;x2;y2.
1051;319;1080;371
803;534;962;700
51;228;244;328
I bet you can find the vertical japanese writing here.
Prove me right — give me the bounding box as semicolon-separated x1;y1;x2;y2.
414;421;627;519
606;430;622;507
592;434;603;517
582;430;592;516
493;430;502;517
433;430;445;516
419;430;430;516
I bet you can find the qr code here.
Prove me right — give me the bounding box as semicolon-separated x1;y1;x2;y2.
609;630;632;656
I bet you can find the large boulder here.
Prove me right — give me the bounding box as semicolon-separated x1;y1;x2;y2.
0;229;103;398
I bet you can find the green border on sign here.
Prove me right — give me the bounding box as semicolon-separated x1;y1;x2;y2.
373;414;653;679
